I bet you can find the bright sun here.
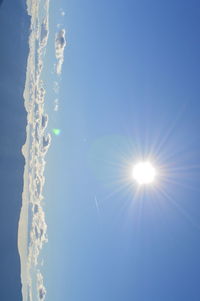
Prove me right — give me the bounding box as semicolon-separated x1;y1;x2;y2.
132;161;156;185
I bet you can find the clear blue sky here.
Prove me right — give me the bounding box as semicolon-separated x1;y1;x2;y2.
43;0;200;300
0;1;29;299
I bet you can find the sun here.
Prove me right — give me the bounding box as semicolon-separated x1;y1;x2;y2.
132;161;156;185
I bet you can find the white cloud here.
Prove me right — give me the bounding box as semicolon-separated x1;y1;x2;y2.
53;81;60;94
42;133;51;154
40;17;49;48
28;204;48;266
41;114;48;130
37;272;47;301
54;104;59;111
55;29;66;75
18;1;52;300
54;98;59;111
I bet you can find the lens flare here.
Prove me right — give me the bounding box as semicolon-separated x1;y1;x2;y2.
52;128;61;136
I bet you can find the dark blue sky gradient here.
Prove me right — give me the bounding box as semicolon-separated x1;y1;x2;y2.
0;1;30;300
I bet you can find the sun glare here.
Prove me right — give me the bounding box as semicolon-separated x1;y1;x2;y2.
132;161;156;185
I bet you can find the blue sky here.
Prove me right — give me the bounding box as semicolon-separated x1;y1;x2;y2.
0;1;30;300
41;0;200;300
